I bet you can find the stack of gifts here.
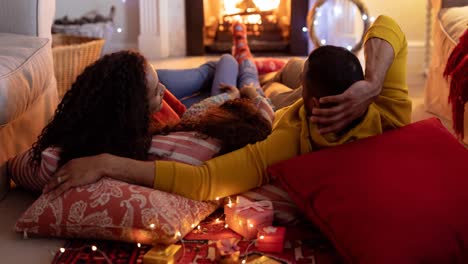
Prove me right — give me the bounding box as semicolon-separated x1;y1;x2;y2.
143;244;182;264
215;238;241;264
256;226;286;253
224;196;274;239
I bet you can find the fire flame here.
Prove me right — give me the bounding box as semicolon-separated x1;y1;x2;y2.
223;0;280;15
222;0;280;25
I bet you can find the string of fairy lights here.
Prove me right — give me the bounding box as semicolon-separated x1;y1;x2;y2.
27;197;274;263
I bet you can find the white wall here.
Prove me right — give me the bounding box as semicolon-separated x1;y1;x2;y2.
308;0;427;71
308;0;427;45
56;0;186;56
366;0;427;46
167;0;187;57
55;0;140;52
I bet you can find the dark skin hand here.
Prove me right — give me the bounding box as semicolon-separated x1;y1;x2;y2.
43;154;154;199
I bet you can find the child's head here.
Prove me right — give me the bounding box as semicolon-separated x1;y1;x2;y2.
302;45;364;114
31;50;162;166
177;98;272;154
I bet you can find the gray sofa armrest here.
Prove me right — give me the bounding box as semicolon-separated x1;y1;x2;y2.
0;0;55;40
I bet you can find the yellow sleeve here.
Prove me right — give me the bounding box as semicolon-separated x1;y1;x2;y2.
364;15;412;129
154;118;300;201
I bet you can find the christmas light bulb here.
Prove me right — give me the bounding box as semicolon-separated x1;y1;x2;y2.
137;243;141;248
91;245;97;251
59;248;66;253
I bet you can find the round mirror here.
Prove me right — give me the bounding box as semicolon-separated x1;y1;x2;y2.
307;0;371;54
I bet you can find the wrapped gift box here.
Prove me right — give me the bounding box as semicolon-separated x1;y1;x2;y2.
224;196;273;239
143;244;182;264
256;226;286;253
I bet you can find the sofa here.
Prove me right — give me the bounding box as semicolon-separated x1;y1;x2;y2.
0;1;64;263
424;0;468;144
0;0;59;198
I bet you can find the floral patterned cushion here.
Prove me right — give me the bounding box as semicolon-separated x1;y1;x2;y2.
15;178;218;244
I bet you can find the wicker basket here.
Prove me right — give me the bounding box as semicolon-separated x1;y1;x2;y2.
52;34;105;98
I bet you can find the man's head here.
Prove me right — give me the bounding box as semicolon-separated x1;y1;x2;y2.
302;45;364;115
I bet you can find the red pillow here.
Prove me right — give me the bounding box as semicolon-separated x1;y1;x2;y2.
152;89;186;127
253;58;286;75
268;118;468;263
15;178;218;244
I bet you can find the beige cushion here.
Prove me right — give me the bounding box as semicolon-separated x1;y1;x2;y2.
425;5;468;144
439;6;468;44
0;33;54;125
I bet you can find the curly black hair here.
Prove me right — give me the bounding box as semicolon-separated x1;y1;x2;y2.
30;50;152;168
160;98;272;155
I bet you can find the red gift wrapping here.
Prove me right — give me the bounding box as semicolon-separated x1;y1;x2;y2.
256;226;286;253
224;196;274;240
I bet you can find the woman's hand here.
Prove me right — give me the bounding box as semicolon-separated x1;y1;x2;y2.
219;83;240;99
240;83;258;99
43;154;155;199
310;80;380;134
43;154;111;199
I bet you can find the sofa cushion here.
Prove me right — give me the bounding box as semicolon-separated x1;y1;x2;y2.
439;6;468;44
0;33;54;125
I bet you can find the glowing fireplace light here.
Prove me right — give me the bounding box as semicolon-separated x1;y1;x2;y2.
223;0;281;23
253;0;281;11
247;14;262;24
224;0;280;13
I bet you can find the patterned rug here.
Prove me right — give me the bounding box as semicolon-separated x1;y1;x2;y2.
51;210;342;264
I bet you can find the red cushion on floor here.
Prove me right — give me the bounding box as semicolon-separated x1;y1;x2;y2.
268;118;468;263
253;58;286;75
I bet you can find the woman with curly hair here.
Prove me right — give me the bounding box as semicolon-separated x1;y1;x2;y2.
31;50;163;168
7;49;273;194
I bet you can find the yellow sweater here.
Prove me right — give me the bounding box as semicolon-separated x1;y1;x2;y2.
154;15;412;201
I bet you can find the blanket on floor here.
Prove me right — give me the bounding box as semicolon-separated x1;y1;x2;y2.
51;210;341;264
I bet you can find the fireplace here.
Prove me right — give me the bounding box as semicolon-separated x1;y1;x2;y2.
186;0;309;56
